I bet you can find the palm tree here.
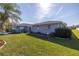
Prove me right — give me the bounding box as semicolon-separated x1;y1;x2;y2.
0;3;21;32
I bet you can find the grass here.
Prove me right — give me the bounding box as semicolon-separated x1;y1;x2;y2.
72;29;79;39
0;30;79;55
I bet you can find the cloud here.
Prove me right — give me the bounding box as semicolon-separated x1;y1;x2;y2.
21;21;34;24
35;3;51;22
55;6;63;16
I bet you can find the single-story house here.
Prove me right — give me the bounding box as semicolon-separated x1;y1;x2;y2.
11;23;31;33
10;21;67;34
30;21;67;34
16;23;31;33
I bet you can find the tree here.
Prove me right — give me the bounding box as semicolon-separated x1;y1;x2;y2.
0;3;21;32
71;25;76;29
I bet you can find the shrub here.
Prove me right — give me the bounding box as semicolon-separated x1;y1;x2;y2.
36;32;41;34
48;32;55;38
5;29;9;32
11;29;20;34
54;28;72;38
11;30;16;34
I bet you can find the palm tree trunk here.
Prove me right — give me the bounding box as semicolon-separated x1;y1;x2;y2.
0;22;3;32
0;21;5;32
0;23;2;32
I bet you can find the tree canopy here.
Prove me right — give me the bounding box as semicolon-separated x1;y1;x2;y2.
0;3;21;32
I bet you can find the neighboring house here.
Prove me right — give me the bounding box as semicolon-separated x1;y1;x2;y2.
11;23;31;33
16;23;31;33
9;23;18;32
30;21;67;34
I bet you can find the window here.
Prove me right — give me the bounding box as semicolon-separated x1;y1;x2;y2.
48;25;50;29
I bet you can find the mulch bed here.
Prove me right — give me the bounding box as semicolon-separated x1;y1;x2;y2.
0;40;6;49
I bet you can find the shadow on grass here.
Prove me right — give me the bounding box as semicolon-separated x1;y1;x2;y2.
27;32;79;51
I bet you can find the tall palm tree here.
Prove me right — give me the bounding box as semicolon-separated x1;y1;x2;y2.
0;3;21;32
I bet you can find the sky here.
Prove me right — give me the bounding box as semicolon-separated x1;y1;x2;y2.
18;3;79;26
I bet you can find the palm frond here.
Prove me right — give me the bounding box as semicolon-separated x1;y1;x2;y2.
0;3;21;31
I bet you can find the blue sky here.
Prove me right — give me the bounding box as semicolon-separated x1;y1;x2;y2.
18;3;79;26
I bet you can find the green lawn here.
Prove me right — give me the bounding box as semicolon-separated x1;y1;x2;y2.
72;29;79;39
0;30;79;55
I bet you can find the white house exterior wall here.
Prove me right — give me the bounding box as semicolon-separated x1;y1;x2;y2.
31;26;38;33
49;24;59;33
31;23;62;34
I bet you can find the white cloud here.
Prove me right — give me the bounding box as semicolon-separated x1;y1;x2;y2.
21;21;34;24
35;3;51;22
55;6;63;16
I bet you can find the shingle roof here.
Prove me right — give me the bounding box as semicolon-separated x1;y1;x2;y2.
17;23;31;27
16;21;66;27
32;21;65;26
